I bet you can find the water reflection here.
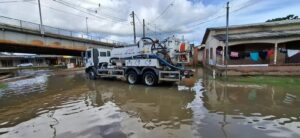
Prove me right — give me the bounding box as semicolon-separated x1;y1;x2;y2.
197;72;300;138
0;69;300;138
86;80;194;129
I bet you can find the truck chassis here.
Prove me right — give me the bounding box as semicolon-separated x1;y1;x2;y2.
86;65;190;86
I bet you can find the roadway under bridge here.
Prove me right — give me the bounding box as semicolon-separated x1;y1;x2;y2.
0;16;123;56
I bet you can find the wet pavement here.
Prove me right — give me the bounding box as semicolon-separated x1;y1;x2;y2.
0;69;300;138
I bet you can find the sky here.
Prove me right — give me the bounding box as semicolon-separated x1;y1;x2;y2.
0;0;299;45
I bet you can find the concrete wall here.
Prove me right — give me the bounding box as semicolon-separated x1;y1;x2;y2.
0;25;115;56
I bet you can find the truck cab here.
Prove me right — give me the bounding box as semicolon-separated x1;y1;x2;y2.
84;48;111;69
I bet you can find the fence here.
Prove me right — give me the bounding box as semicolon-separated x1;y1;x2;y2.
0;15;127;46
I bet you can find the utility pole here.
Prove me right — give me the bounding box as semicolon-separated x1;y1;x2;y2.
143;19;145;38
130;11;136;44
37;0;44;35
154;24;157;38
86;17;89;35
225;2;230;79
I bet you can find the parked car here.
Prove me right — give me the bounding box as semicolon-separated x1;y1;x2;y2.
17;63;33;67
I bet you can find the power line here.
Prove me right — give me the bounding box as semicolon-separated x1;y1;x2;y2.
27;1;130;27
28;1;86;18
147;22;163;31
0;0;34;3
134;13;143;27
134;13;158;37
53;0;111;21
23;0;131;34
117;0;256;41
145;0;256;37
150;0;175;23
53;0;127;23
72;0;125;14
65;0;126;22
61;0;127;22
177;0;258;31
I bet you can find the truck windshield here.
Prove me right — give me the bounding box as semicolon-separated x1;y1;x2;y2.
100;52;107;57
87;51;91;58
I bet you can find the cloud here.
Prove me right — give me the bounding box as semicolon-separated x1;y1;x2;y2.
0;0;299;45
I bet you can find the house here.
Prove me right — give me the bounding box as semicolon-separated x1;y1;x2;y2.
201;19;300;75
191;45;205;66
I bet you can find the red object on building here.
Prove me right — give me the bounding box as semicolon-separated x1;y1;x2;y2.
179;43;187;62
179;43;185;52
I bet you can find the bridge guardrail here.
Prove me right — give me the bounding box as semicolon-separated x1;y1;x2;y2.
0;15;127;46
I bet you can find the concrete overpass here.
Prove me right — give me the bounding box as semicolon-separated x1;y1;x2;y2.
0;16;126;56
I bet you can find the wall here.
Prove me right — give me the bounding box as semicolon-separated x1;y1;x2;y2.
0;57;83;67
204;24;300;66
227;43;274;65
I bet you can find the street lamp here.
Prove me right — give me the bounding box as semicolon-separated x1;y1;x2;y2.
37;0;44;35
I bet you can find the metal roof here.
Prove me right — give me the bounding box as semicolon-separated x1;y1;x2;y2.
201;19;300;44
214;30;300;41
211;19;300;30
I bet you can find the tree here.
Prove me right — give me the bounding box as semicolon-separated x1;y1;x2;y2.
266;14;299;22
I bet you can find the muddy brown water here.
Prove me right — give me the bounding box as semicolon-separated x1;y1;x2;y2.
0;69;300;138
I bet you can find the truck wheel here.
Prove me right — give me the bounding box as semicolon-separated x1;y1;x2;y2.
143;71;158;86
88;69;97;80
127;71;138;84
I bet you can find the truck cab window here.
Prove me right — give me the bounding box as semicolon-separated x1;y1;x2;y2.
100;52;107;57
87;51;91;58
107;51;111;57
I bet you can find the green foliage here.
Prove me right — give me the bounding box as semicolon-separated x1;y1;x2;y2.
228;76;300;86
0;83;7;89
266;14;299;22
225;76;300;95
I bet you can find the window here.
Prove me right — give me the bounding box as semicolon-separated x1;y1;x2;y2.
100;52;107;57
210;48;213;59
107;51;111;57
87;51;91;58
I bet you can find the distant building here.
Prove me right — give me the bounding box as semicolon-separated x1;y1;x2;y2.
201;19;300;75
191;45;205;66
0;54;83;68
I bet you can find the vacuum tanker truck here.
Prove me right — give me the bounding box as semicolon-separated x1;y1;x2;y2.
84;37;193;86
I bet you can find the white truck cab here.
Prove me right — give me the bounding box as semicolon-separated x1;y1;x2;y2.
85;48;111;68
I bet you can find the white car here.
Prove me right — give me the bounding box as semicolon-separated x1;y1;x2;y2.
17;63;33;67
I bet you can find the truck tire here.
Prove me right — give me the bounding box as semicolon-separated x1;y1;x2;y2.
126;71;138;84
143;71;158;86
88;68;97;80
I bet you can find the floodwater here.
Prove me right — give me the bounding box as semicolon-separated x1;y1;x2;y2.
0;69;300;138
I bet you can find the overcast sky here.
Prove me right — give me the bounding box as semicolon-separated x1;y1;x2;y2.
0;0;299;45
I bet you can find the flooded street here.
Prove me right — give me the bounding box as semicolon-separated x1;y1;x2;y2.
0;69;300;138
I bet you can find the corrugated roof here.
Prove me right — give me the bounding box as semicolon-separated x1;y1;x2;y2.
211;19;300;30
201;19;300;44
214;30;300;41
